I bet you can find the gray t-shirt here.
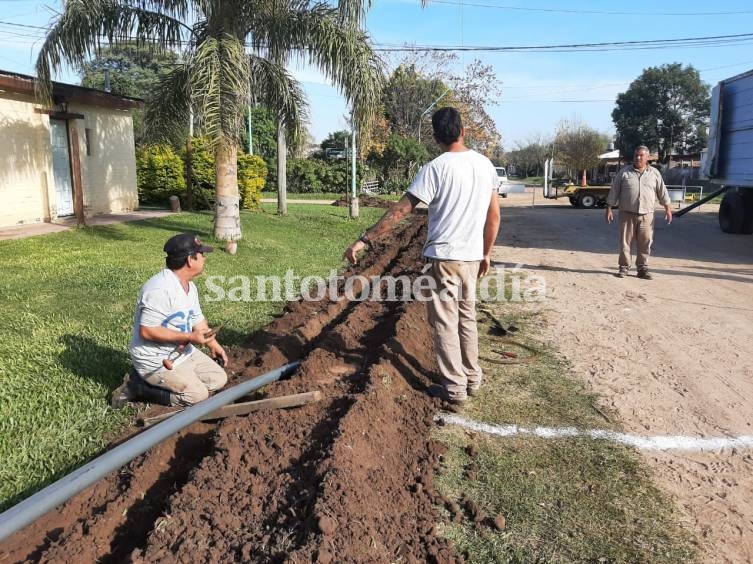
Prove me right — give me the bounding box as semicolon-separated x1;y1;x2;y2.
408;149;498;261
129;268;205;376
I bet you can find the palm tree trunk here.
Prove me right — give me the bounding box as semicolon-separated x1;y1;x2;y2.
214;141;242;241
277;119;287;216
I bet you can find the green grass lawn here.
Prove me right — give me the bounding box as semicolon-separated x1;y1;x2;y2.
0;205;383;511
432;289;695;562
261;191;344;200
261;192;402;202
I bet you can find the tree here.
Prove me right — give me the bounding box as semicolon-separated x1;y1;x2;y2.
78;44;178;144
612;63;710;161
320;130;350;153
382;64;447;139
554;121;606;186
369;134;428;192
261;9;383;216
243;106;277;160
385;53;503;157
36;0;382;240
507;137;551;178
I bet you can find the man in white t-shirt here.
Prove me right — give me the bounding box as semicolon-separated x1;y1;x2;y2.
112;233;228;408
345;107;500;408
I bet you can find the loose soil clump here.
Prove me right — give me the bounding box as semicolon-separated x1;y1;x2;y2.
331;195;393;208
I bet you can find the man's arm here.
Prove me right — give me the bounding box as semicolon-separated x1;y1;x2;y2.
479;191;501;277
605;172;621;224
655;174;673;224
139;324;214;346
344;193;421;264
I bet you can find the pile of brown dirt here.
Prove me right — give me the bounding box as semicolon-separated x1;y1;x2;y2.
331;195;393;208
2;217;464;564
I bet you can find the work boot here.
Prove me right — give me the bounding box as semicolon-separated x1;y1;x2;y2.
637;268;653;280
467;383;482;397
427;384;467;412
615;267;628;278
111;370;172;408
130;374;173;406
110;372;135;409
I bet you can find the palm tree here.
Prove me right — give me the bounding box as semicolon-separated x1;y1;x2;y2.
36;0;383;240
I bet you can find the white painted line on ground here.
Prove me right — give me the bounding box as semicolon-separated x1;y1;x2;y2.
437;414;753;452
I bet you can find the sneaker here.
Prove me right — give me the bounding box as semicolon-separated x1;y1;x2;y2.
427;384;468;409
615;267;628;278
467;384;482;397
637;269;653;280
110;372;136;409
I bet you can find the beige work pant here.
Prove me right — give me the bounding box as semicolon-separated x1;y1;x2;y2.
618;211;654;270
425;259;482;401
144;349;227;406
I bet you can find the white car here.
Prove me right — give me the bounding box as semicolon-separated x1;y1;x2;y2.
495;167;510;198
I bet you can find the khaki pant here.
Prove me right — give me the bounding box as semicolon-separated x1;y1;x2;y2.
144;349;227;406
425;259;482;401
618;211;654;270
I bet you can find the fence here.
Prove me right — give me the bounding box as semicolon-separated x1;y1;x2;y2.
666;185;704;210
361;180;380;196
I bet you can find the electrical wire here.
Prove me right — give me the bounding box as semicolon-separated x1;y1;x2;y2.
425;1;753;16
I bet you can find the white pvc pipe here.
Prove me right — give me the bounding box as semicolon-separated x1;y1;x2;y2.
0;361;300;543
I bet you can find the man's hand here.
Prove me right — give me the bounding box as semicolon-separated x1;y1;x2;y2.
344;240;366;265
664;205;673;224
188;326;214;346
605;207;614;224
478;256;491;278
207;339;228;366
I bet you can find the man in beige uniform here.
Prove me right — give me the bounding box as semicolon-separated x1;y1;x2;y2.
344;107;500;408
606;145;672;279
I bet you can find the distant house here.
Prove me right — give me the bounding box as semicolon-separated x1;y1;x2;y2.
0;70;143;228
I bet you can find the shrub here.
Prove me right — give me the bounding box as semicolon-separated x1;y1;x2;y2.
237;154;267;210
283;158;370;194
184;136;216;209
135;144;186;205
180;137;269;209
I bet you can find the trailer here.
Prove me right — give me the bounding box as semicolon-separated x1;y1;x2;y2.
541;158;611;208
699;69;753;234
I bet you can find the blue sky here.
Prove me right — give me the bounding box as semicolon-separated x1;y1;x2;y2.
2;1;753;148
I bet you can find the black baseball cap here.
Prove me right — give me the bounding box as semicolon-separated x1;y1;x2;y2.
163;233;214;259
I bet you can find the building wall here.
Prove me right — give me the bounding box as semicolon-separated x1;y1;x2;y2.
0;93;138;228
0;93;53;226
71;103;139;216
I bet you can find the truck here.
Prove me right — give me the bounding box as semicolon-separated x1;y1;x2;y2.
696;69;753;234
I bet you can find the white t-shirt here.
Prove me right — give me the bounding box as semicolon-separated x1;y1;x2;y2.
408;149;498;261
129;269;205;376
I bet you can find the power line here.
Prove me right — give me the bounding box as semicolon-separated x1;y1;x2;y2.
374;31;753;53
427;0;753;16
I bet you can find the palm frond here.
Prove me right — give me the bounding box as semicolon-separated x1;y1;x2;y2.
143;62;191;144
335;0;371;27
35;0;188;102
267;4;384;132
188;33;250;148
248;54;309;148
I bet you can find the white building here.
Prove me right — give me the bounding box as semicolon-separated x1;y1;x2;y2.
0;70;142;227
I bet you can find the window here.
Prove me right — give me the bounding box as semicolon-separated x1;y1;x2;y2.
84;128;93;156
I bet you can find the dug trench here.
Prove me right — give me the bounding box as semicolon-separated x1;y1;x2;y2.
1;217;465;563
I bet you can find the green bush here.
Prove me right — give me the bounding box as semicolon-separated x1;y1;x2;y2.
180;137;269;210
184;136;217;209
283;158;369;194
237;153;267;210
135;144;186;205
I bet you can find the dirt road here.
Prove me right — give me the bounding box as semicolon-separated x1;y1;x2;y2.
496;192;753;563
